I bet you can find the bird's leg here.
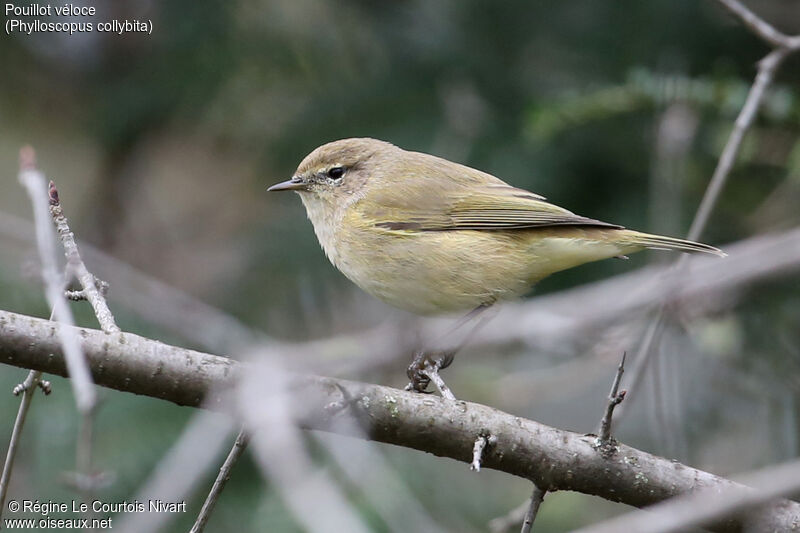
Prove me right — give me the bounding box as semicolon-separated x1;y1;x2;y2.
404;304;495;396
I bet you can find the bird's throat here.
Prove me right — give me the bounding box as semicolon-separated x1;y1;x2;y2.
299;192;342;266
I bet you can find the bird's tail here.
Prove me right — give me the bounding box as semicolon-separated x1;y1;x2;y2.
619;230;726;257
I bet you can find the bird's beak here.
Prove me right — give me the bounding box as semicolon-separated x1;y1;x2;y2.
268;176;307;192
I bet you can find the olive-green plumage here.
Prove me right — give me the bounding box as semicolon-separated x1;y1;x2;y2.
269;138;724;315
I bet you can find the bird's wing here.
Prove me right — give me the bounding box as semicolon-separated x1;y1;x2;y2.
365;178;621;232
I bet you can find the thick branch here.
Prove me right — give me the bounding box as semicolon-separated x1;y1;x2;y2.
0;310;235;408
0;309;798;531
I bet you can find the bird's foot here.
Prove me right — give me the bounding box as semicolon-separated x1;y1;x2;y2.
405;350;456;398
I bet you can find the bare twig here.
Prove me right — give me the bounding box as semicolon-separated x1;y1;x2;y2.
596;353;627;444
470;434;497;472
714;0;800;50
0;370;43;515
520;484;546;533
686;46;791;243
49;180;119;334
3;309;800;532
190;429;250;533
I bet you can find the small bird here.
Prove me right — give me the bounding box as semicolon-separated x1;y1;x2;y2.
269;138;723;391
269;137;723;315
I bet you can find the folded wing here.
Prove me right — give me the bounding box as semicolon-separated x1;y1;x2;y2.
368;180;621;232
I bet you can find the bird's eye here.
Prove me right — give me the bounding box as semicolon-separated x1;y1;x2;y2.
327;166;345;180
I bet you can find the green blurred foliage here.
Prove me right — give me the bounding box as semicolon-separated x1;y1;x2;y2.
1;1;799;531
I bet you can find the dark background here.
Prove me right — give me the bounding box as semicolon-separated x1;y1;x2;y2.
1;1;799;531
